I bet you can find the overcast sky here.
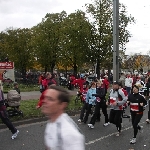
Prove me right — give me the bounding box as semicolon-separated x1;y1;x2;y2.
0;0;150;55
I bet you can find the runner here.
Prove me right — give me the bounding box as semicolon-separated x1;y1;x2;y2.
88;80;109;129
83;81;96;124
78;83;89;123
41;86;85;150
107;81;127;136
127;84;147;144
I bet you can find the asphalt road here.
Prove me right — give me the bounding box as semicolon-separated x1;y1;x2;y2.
0;107;150;150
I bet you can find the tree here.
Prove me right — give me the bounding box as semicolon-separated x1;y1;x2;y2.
58;10;93;76
32;11;67;73
0;32;8;61
124;53;148;73
85;0;135;79
0;28;34;76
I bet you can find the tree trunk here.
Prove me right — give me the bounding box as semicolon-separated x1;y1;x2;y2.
65;66;67;78
108;68;111;81
73;64;77;78
21;68;26;77
96;59;100;79
50;62;55;74
44;66;48;73
21;68;27;84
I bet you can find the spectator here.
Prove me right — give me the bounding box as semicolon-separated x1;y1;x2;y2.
119;73;126;88
42;72;56;91
13;82;20;94
103;75;109;95
125;74;133;95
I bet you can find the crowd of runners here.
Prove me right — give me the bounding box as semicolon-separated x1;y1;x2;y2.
37;72;150;145
1;71;150;149
75;73;150;144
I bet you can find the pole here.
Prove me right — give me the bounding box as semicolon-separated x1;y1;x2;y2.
113;0;119;82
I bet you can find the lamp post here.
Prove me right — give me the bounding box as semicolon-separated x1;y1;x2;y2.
94;59;97;78
113;0;119;82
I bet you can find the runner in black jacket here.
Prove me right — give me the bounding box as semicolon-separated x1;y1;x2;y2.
88;80;109;129
128;84;147;144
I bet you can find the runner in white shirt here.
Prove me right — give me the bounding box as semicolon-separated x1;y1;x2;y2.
41;86;85;150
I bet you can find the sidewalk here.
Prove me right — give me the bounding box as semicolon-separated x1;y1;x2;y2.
4;89;78;100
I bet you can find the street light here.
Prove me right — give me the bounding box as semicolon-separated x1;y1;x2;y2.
94;59;97;77
113;0;119;82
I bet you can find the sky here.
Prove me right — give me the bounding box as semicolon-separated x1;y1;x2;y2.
0;0;150;55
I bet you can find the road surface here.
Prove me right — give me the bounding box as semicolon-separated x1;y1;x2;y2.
0;107;150;150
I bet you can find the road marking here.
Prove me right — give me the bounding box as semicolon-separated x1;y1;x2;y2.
85;122;145;145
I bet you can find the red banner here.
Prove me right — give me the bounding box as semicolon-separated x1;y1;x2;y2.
0;62;14;69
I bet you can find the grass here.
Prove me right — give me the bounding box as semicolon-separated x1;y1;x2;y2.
3;83;39;93
0;92;110;123
0;96;82;123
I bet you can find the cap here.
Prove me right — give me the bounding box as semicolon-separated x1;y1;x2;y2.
113;81;119;85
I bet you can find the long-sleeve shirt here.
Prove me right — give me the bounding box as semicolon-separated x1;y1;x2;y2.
72;78;86;91
109;89;127;110
103;79;109;89
86;88;96;105
128;93;147;113
125;77;133;87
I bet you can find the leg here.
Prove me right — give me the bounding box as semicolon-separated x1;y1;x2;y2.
96;109;101;122
126;87;131;95
90;103;100;125
0;110;17;134
79;102;88;120
101;104;109;123
83;104;92;123
132;114;143;138
109;109;115;124
114;110;122;132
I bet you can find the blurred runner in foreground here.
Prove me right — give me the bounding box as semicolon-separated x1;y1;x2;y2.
41;86;85;150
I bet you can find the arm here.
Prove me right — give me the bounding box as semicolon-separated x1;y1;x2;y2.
85;90;89;103
117;89;127;106
141;95;147;106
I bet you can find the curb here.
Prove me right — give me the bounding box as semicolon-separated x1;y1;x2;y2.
0;117;47;130
0;110;80;130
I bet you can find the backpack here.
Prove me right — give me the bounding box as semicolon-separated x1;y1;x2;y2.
7;90;21;107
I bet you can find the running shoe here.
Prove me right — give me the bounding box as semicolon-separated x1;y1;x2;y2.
130;138;136;144
88;124;94;129
103;122;110;127
11;130;19;140
146;119;150;123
